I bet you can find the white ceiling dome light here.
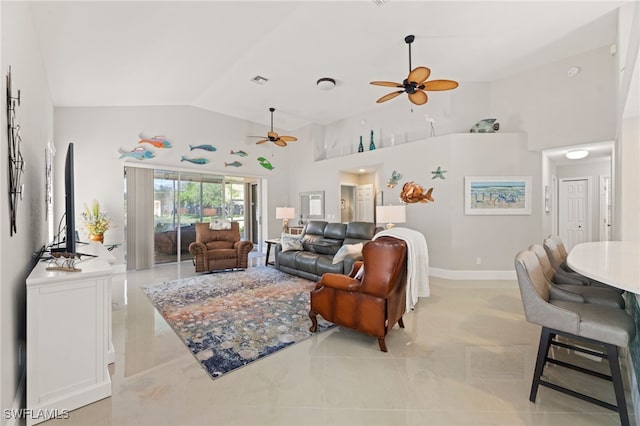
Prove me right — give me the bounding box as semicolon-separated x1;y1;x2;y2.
566;149;589;160
316;78;336;91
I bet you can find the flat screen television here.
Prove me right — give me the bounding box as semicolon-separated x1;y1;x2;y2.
63;142;76;254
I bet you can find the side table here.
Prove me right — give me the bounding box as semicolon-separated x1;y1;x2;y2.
264;238;281;266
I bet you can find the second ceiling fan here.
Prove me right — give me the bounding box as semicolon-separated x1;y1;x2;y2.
249;108;297;147
370;35;459;106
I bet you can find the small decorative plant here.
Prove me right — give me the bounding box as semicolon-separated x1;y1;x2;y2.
81;200;110;236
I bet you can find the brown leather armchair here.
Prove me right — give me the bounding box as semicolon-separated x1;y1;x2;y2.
188;222;253;272
309;236;408;352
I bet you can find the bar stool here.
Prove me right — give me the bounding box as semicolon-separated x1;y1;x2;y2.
515;250;635;426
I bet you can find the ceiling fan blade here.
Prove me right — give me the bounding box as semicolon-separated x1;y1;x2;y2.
248;135;267;138
422;79;459;91
255;139;269;144
409;90;428;105
267;131;279;139
376;91;404;103
370;81;403;87
279;135;297;142
408;66;431;84
274;139;287;147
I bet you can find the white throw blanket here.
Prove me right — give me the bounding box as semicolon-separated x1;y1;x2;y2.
373;227;430;310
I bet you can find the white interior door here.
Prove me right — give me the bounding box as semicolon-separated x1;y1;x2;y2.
559;178;590;251
355;184;374;222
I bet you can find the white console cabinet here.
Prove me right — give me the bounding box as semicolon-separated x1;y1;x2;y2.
26;255;113;426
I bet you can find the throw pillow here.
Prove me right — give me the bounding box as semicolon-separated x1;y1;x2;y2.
281;235;303;252
354;265;365;280
332;242;363;264
209;219;232;230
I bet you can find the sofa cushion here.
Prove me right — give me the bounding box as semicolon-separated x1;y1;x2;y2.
209;219;232;230
295;251;320;274
316;255;345;275
324;223;347;240
277;250;298;268
207;248;237;259
206;241;234;250
281;235;303;252
313;239;342;255
344;222;377;245
332;242;363;264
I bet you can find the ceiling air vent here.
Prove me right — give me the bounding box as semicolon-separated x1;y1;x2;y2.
251;75;269;85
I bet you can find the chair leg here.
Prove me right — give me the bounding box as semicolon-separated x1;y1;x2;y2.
378;337;387;352
604;343;630;426
530;327;553;402
309;310;318;333
398;317;405;329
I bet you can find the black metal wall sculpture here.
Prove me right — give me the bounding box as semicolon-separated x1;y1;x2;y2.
6;66;24;236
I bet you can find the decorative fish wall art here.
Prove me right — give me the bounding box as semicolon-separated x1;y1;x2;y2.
224;161;242;167
118;146;155;160
257;157;274;171
181;156;209;165
189;144;216;152
230;149;248;157
138;133;172;148
386;170;402;188
400;181;435;204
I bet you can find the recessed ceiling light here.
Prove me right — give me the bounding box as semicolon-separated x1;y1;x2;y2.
566;149;589;160
359;169;365;173
316;78;336;91
251;75;269;85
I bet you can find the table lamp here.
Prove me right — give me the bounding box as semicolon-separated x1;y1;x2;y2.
376;205;406;229
276;207;296;234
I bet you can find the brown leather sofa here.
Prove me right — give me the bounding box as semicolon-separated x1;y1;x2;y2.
309;236;408;352
275;221;379;281
188;222;253;272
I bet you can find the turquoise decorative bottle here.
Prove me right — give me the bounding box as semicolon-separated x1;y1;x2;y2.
369;130;376;150
358;136;364;153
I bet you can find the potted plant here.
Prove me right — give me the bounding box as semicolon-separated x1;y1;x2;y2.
81;200;110;243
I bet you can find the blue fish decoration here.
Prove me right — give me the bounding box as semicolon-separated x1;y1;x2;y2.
257;157;274;171
181;156;209;165
230;149;248;157
224;161;242;167
189;144;217;152
386;170;402;188
138;134;172;148
118;147;155;160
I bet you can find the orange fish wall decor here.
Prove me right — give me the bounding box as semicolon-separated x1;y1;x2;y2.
400;181;435;204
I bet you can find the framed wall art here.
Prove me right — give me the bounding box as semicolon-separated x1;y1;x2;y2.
464;176;532;215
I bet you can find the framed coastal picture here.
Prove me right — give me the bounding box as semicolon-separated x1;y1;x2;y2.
464;176;532;215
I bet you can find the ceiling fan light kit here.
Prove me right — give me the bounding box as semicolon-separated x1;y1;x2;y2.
370;34;459;106
316;77;336;91
248;108;297;147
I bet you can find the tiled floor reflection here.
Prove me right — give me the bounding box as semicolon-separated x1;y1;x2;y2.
41;264;635;426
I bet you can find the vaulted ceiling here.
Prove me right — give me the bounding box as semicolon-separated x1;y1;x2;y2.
29;1;625;131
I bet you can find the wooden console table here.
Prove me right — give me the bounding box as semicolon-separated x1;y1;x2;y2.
26;253;113;425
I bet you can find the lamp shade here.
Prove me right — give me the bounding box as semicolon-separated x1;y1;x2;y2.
376;205;406;228
276;207;296;220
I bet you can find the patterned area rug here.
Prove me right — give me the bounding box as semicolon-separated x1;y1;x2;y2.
142;267;333;379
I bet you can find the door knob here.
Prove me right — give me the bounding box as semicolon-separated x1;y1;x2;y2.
578;225;582;228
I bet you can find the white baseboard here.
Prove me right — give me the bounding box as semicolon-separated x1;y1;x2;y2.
430;267;516;281
7;368;25;426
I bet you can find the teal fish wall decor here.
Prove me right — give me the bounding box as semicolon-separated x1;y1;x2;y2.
118;146;155;160
189;144;217;152
138;134;172;148
386;170;402;188
181;156;209;165
257;157;274;171
431;166;447;179
224;161;243;167
470;118;499;133
230;149;248;157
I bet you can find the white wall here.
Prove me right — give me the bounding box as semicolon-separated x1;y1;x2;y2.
54;106;295;260
1;1;54;415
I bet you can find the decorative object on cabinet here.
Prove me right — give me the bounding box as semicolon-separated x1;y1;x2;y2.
464;176;531;215
376;205;406;229
370;34;458;106
276;207;296;234
257;156;275;170
369;130;376;150
81;199;111;242
138;133;172;148
470;118;500;133
118;146;155;160
6;66;24;236
386;170;402;188
248;107;297;147
400;181;434;204
358;135;364;152
431;166;447;179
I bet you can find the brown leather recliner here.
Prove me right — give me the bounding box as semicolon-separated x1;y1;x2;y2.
309;236;408;352
188;222;253;272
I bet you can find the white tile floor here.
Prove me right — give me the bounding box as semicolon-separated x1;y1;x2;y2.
42;257;635;426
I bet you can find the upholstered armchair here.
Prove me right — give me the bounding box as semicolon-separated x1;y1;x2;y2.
188;222;253;272
309;236;408;352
